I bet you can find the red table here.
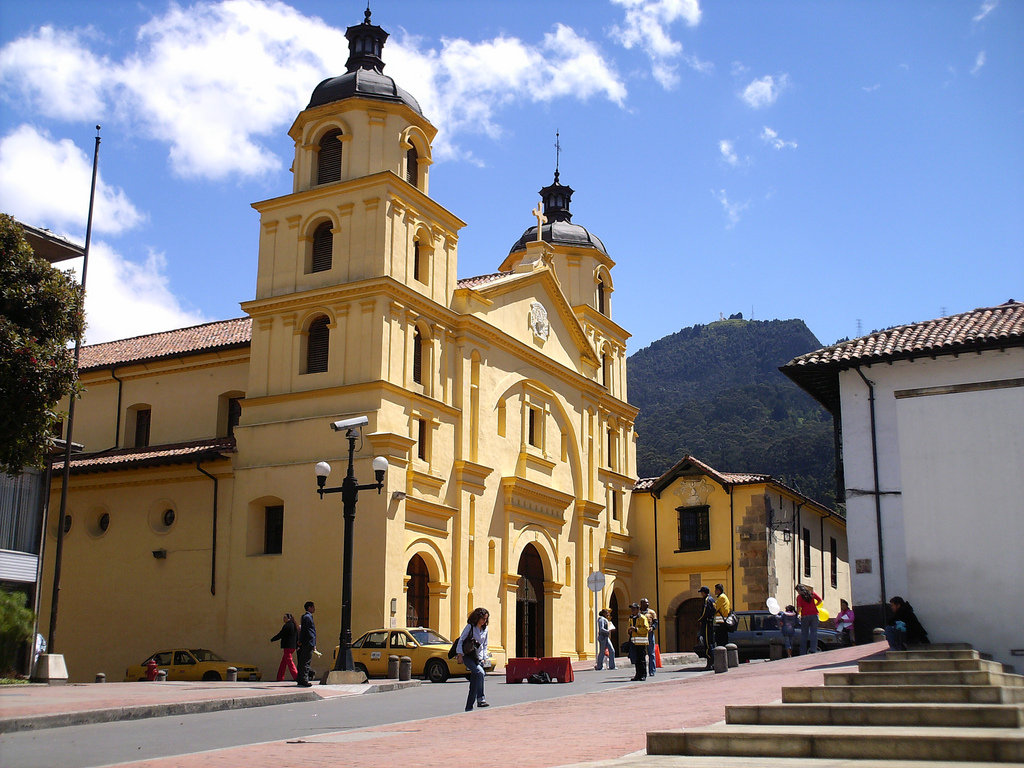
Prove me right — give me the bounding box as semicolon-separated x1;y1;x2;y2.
505;657;574;683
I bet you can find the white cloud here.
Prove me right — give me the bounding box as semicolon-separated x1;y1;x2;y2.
713;189;747;228
973;0;999;23
740;74;789;109
971;50;986;75
61;243;209;345
0;125;145;235
0;2;629;175
609;0;704;88
862;83;881;93
719;139;739;166
760;126;797;150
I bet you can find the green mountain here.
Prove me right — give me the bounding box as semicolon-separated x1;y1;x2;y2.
628;317;837;508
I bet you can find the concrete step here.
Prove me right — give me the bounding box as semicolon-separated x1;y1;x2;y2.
783;684;1024;704
887;649;981;661
860;659;1005;674
825;670;1024;687
925;643;977;650
726;702;1024;728
560;756;1024;768
646;724;1024;762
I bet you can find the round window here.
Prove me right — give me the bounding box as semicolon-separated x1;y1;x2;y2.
99;512;110;532
62;514;73;534
162;509;175;527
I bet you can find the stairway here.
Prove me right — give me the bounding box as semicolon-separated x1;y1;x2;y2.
646;644;1024;764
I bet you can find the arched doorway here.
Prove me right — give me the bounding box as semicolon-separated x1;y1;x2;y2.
406;555;429;628
516;545;545;657
675;597;704;653
608;592;621;657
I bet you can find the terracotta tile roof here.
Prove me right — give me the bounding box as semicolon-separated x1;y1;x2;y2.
80;317;252;371
781;300;1023;412
632;454;836;516
54;437;235;475
456;271;513;290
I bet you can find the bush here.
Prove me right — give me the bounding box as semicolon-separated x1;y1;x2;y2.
0;589;34;676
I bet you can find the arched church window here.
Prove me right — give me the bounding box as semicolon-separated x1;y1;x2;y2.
413;241;421;282
597;276;606;315
602;354;611;389
317;129;343;185
306;316;330;374
311;222;333;273
413;327;424;384
406;145;418;187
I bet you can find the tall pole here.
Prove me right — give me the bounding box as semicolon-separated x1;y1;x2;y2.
48;126;100;653
334;428;359;672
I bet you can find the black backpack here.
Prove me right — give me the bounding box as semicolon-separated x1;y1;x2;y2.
527;671;551;684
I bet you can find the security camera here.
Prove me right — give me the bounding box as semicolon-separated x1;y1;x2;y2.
330;415;369;431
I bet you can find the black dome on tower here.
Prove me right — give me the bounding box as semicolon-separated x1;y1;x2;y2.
307;8;423;116
508;170;607;256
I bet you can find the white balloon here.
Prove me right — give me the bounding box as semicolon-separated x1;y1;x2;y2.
766;597;781;614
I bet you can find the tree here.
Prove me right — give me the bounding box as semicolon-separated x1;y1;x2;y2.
0;214;85;475
0;589;34;676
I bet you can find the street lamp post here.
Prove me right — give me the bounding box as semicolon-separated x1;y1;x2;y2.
315;426;387;673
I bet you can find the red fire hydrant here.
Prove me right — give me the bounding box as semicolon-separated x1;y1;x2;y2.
145;658;159;681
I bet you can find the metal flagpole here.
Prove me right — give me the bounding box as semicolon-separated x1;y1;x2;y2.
47;126;101;656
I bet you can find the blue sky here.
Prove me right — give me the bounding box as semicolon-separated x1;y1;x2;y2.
1;0;1021;352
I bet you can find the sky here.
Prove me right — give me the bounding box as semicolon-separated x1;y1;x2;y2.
0;0;1021;353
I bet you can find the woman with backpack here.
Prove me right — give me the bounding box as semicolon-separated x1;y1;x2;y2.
457;607;490;711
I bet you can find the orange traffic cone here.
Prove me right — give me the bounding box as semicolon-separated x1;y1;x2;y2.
654;643;662;668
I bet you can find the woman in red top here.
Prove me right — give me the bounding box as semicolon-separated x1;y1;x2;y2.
796;585;822;655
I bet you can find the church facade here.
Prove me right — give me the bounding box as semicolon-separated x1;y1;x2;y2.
41;11;639;681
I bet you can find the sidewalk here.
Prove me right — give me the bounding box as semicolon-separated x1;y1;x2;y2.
0;678;415;732
4;641;887;767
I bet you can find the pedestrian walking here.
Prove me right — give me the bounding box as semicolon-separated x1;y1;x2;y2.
796;585;822;655
697;586;716;669
835;599;855;646
596;608;616;670
713;584;731;650
885;596;930;650
639;598;657;676
270;612;299;681
457;607;490;711
627;602;649;681
778;605;798;657
296;601;316;687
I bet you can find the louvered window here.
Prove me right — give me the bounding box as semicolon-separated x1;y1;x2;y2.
317;130;342;185
597;277;606;314
413;241;421;282
306;316;330;374
311;222;333;273
413;327;423;384
406;146;418;186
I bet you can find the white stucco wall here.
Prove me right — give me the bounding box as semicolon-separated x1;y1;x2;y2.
838;347;1024;668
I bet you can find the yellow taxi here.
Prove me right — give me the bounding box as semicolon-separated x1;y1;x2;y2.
125;648;262;682
336;627;484;683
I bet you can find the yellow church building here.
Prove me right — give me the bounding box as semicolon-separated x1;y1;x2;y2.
38;10;848;682
42;10;638;681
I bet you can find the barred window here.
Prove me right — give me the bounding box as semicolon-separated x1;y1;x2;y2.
264;505;284;555
677;505;710;552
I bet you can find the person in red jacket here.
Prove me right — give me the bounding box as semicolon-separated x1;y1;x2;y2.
796;585;822;655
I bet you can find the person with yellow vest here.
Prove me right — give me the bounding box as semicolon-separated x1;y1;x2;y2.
627;602;650;681
713;584;732;651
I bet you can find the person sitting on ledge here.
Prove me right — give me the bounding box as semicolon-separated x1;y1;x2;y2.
884;596;930;650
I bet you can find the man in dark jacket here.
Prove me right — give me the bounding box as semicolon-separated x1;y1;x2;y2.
296;601;316;687
697;586;716;670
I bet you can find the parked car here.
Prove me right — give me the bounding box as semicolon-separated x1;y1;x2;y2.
125;649;261;682
728;611;845;659
334;627;487;683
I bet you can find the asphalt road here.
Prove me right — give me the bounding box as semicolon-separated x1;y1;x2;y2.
3;666;698;768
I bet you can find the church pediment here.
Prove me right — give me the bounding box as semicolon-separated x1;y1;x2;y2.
457;264;599;372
